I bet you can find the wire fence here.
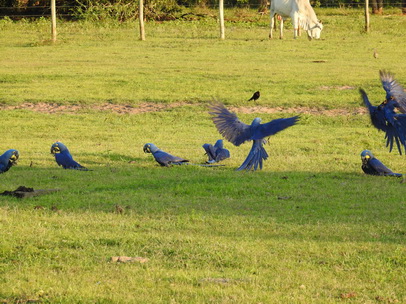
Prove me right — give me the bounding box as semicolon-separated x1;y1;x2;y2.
0;2;404;19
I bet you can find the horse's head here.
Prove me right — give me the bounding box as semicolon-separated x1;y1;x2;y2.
306;20;323;40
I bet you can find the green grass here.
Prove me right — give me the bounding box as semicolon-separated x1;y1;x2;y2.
0;8;406;303
0;8;406;107
1;107;405;303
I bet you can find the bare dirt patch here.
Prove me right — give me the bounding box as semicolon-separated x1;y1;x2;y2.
230;106;367;116
0;102;193;114
0;102;367;116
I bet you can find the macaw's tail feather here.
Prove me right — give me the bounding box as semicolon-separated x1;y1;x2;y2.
72;167;91;171
236;140;268;171
178;162;225;167
389;172;403;177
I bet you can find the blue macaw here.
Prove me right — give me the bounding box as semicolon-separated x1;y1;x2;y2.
0;149;19;174
209;102;299;171
360;71;406;154
202;139;230;163
50;142;88;170
361;150;402;177
143;143;189;167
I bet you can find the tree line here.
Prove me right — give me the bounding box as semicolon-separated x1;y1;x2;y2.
1;0;405;20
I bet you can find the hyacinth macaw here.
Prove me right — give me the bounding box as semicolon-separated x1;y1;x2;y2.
361;150;402;177
202;139;230;164
50;142;88;170
0;149;19;173
209;102;299;171
360;70;406;154
143;143;189;167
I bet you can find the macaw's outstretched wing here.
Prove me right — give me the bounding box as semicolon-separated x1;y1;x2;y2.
202;143;216;162
368;157;402;177
253;116;299;140
215;148;230;162
380;70;406;113
209;102;252;146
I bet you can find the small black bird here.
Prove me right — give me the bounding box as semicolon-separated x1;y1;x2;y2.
248;91;260;102
361;150;402;177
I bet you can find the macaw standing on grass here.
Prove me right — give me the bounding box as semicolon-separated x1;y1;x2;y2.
143;143;189;167
360;150;402;177
50;142;88;170
0;149;19;173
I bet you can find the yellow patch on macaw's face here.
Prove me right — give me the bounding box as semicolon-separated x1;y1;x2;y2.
365;155;370;159
51;146;61;154
143;144;151;153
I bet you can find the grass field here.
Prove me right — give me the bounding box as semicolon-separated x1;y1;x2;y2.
0;8;406;303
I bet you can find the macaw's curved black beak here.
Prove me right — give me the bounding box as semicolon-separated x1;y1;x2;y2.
143;144;150;153
51;146;60;154
10;152;19;165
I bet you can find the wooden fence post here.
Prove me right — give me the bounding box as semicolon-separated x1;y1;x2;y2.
139;0;145;40
365;0;370;32
219;0;225;39
51;0;57;42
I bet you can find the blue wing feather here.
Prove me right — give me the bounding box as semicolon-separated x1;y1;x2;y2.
368;157;402;177
380;70;406;113
202;144;216;162
55;152;86;170
253;116;299;140
209;103;252;146
153;150;188;166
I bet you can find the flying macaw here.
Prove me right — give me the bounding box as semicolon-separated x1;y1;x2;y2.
209;102;299;171
202;139;230;163
143;143;189;167
50;142;88;170
0;149;19;173
360;150;402;177
360;70;406;154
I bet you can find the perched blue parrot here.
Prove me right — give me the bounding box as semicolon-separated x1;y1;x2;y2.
50;142;88;170
209;102;299;171
0;149;19;174
202;139;230;163
361;150;402;177
360;71;406;154
143;143;189;167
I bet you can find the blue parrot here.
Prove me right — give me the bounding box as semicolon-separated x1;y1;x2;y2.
360;88;406;154
361;150;402;177
202;139;230;163
143;143;189;167
209;102;299;171
50;142;88;170
0;149;19;174
360;72;406;154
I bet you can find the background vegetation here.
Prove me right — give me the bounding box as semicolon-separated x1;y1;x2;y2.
0;8;405;303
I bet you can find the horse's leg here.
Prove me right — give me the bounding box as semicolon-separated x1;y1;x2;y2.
269;12;275;39
279;17;284;39
292;15;299;39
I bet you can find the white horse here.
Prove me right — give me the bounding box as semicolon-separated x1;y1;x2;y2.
269;0;323;40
